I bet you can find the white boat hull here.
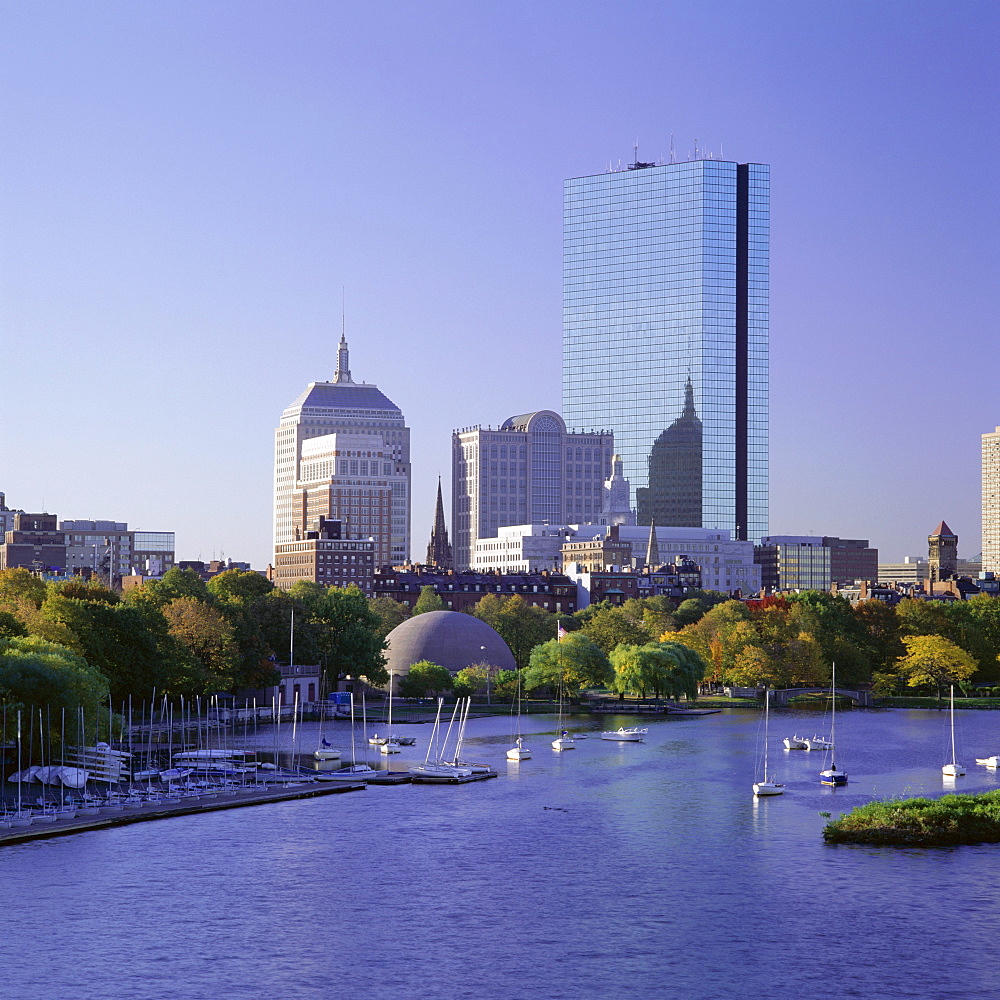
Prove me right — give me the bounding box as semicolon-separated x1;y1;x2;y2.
753;781;785;796
804;737;833;751
942;763;966;776
379;742;401;755
313;748;341;760
783;736;808;750
601;727;647;742
551;737;576;752
506;747;531;760
976;756;1000;768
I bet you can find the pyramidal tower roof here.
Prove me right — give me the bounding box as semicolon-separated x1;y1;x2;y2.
930;520;957;538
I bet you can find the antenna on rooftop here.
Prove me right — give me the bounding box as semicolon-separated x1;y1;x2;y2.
669;133;675;163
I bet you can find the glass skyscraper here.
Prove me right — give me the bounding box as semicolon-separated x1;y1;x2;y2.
563;157;768;542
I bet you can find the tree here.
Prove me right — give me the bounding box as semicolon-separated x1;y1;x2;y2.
125;566;211;609
288;582;387;686
369;596;411;640
853;599;906;674
469;594;556;669
412;586;446;615
523;633;612;693
397;660;453;698
0;610;27;638
453;664;489;698
162;596;237;686
206;571;281;691
40;593;184;702
51;578;119;605
0;635;109;723
0;568;47;610
579;605;654;654
610;641;706;700
895;635;978;699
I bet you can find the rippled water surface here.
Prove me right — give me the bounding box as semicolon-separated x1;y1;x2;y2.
3;706;999;1000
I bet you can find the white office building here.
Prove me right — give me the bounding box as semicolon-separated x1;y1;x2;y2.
274;335;411;569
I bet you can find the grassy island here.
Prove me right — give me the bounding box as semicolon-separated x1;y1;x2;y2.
823;790;1000;846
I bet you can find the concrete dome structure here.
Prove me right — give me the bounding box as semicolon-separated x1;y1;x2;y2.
384;610;516;689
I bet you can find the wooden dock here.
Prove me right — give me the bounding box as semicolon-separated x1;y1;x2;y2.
0;780;366;847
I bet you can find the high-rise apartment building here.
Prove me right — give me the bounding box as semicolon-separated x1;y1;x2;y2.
451;410;612;570
984;426;1000;574
274;336;410;577
563;156;768;542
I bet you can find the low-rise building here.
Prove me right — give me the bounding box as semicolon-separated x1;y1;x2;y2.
755;536;831;593
373;566;578;615
0;513;67;574
271;516;375;593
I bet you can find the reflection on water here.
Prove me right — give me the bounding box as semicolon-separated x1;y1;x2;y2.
1;707;999;999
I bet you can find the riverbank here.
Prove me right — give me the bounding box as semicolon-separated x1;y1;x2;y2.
823;789;1000;846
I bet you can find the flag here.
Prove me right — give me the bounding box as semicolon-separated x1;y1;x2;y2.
557;624;567;640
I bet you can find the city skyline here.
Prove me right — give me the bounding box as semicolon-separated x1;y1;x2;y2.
3;2;996;569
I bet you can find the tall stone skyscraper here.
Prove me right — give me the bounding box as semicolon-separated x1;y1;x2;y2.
273;335;411;578
451;410;613;570
426;478;453;569
563;155;768;541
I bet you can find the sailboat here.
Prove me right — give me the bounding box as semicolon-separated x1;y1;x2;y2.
942;684;966;777
507;669;531;761
819;662;847;786
327;693;389;780
551;625;576;751
378;670;401;755
753;689;784;796
409;699;474;779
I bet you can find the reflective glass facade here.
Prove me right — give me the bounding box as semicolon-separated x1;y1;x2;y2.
563;160;768;541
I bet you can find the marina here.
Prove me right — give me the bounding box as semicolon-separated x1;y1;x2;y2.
2;705;999;1000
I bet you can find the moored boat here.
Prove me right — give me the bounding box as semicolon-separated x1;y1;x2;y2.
783;735;808;750
600;726;648;742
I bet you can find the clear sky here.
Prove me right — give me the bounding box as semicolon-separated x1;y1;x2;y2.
2;0;997;569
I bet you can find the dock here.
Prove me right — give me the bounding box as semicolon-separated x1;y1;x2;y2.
410;770;498;784
0;780;366;847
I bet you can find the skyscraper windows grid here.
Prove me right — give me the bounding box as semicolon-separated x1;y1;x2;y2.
563;158;768;542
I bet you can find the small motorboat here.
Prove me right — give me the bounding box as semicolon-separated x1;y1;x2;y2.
783;736;808;750
975;755;1000;769
600;727;648;742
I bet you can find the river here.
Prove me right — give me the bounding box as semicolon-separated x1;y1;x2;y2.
2;704;998;999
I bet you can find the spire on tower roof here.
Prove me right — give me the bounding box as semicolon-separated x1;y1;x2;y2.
426;477;453;569
334;333;353;383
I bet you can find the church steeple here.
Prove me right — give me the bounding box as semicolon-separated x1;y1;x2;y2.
645;519;660;568
334;333;353;383
426;478;453;569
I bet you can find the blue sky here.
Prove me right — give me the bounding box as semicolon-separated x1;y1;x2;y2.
2;0;997;569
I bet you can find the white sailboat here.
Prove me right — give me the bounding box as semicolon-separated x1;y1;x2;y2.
378;670;401;755
942;684;966;777
507;669;531;761
551;625;576;752
327;693;389;780
753;689;784;796
409;699;474;779
819;663;847;786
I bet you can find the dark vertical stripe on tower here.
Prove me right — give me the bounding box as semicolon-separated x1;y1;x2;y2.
735;165;749;541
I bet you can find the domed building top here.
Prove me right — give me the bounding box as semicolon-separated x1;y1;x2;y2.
384;611;516;685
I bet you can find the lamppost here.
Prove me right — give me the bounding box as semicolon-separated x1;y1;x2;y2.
481;646;491;705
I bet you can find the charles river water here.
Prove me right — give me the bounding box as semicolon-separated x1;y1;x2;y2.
3;704;999;1000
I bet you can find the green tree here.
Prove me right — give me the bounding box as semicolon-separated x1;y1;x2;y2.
0;610;27;638
0;635;109;723
206;571;281;691
853;599;906;673
397;660;453;698
579;605;654;654
125;566;211;609
288;582;387;686
51;578;119;605
491;669;519;701
369;596;411;640
523;633;612;693
895;635;978;699
453;664;489;698
469;594;556;669
0;567;47;610
41;593;185;702
162;596;237;686
610;640;706;700
412;586;447;615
